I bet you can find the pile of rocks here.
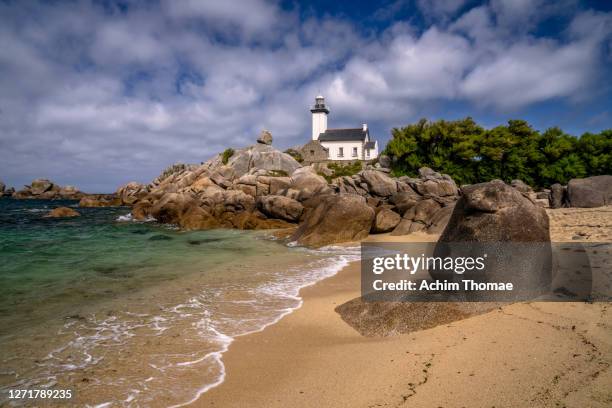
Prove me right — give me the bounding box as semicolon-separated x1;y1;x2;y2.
12;179;84;200
330;166;461;237
129;132;304;231
121;131;463;246
512;175;612;209
335;178;553;336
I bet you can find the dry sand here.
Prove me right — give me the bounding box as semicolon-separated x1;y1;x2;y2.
194;208;612;407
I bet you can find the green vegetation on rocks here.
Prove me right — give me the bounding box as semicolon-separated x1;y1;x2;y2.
320;161;363;182
384;118;611;188
284;148;303;163
222;148;235;165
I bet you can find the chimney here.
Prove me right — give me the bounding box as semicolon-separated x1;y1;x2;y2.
362;123;368;131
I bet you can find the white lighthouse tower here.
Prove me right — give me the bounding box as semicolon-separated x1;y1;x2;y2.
310;95;329;140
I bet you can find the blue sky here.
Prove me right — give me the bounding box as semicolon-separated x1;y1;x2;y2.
0;0;611;192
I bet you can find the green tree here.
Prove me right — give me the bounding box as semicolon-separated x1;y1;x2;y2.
578;130;611;176
383;117;611;187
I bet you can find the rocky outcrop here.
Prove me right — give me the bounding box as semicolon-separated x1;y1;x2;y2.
290;194;375;247
224;142;301;178
116;182;148;205
78;196;118;207
335;299;499;337
360;170;397;197
371;208;401;233
510;179;532;193
287;167;330;201
381;169;459;235
256;195;303;222
44;207;80;218
567;175;612;208
119;132;460;244
440;180;550;242
550;184;566;208
433;179;552;300
12;179;87;200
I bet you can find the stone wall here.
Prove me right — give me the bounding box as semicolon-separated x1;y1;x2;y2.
299;140;329;164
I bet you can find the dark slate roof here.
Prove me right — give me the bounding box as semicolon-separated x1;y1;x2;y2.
364;141;376;149
318;128;367;142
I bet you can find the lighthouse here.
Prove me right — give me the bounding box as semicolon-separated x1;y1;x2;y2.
310;95;329;140
301;94;379;164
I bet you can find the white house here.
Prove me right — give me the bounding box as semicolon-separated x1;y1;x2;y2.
310;95;379;161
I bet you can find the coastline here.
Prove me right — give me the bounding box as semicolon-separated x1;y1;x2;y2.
194;211;612;407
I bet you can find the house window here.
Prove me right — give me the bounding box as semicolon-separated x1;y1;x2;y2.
338;147;344;157
352;147;358;157
366;149;370;157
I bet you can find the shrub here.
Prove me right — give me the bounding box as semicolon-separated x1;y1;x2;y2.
268;170;289;177
319;161;363;182
284;148;303;163
222;148;235;165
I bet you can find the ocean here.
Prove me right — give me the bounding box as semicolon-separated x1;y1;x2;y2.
0;198;359;407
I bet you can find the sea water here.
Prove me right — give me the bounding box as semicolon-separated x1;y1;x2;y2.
0;199;359;407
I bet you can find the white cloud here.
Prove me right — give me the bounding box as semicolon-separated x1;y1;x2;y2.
0;0;610;192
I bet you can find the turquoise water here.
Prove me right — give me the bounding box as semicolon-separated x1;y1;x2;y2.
0;199;259;334
0;198;359;407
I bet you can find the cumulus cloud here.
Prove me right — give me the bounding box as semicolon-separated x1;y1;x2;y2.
0;0;610;191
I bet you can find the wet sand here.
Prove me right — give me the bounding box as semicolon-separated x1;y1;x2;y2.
194;208;612;407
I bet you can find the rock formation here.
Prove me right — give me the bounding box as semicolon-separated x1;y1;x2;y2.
567;175;612;208
432;179;552;300
371;208;401;233
256;130;273;145
129;137;302;231
440;180;550;242
12;179;86;200
118;129;462;243
44;207;80;218
116;182;149;205
78;195;119;207
290;194;374;247
256;195;303;222
550;183;567;208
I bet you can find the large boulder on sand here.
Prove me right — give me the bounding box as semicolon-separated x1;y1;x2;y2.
371;208;401;233
550;183;566;209
44;207;80;218
567;175;612;208
256;195;303;222
432;180;552;299
440;180;550;242
291;194;375;247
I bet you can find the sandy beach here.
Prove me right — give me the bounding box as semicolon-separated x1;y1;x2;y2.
195;207;612;407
